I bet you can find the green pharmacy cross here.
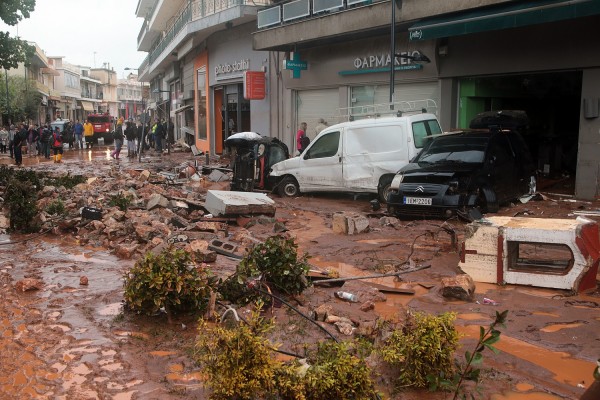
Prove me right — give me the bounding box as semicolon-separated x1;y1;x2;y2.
284;52;307;79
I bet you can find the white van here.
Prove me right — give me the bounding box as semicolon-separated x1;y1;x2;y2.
269;113;442;201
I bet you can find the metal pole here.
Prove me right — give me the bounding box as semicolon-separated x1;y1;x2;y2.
138;82;146;162
389;0;395;108
167;92;171;155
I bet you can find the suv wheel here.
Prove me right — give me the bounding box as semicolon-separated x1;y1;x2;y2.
378;175;394;203
476;188;499;213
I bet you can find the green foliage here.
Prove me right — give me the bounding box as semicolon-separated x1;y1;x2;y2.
379;311;459;389
123;247;217;319
302;341;378;400
45;199;65;216
3;168;42;233
108;192;133;211
194;305;378;400
1;73;42;123
194;305;279;400
44;173;86;189
429;310;508;400
219;235;311;304
0;0;36;70
5;178;39;232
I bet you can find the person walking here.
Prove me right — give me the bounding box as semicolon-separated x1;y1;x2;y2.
40;126;52;159
52;126;64;163
73;120;84;150
296;122;308;154
13;123;27;166
124;121;136;158
110;119;124;160
27;124;39;157
8;124;16;158
83;119;94;149
154;119;165;154
0;126;8;153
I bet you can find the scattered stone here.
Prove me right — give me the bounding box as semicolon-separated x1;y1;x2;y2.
441;274;476;301
80;276;89;286
207;169;229;182
273;221;287;233
139;170;151;182
191;221;226;233
359;301;375;312
146;194;169;210
170;215;190;228
312;304;333;322
332;212;370;235
379;216;400;227
115;243;139;259
15;278;43;292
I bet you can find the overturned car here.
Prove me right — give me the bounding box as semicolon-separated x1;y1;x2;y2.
225;132;289;192
387;111;536;219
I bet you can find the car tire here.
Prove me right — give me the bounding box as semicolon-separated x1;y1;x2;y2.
378;174;394;203
476;188;499;213
278;176;300;197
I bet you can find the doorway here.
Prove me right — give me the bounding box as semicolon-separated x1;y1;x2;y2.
215;83;250;154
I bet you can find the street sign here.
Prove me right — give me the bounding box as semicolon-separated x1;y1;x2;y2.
244;71;266;100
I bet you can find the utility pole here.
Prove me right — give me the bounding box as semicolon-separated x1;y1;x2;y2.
5;69;10;125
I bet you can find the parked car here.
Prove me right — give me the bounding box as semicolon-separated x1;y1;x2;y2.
386;125;536;219
269;113;442;202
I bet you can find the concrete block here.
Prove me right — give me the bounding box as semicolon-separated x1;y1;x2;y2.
205;190;275;216
146;193;169;210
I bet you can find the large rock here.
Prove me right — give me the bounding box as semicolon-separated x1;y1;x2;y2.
441;274;476;301
146;194;169;210
15;278;43;292
332;212;370;235
115;243;139;259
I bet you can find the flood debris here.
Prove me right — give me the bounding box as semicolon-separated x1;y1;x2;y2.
332;211;370;235
204;190;276;216
14;278;43;292
441;274;475;301
459;216;600;292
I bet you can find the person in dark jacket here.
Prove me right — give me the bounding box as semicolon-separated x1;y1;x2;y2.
52;126;64;163
13;123;27;165
124;121;136;157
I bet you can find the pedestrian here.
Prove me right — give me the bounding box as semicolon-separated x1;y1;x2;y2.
8;124;16;158
110;119;124;160
83;119;94;149
27;124;38;157
314;118;328;139
73;119;84;150
296;122;308;154
52;126;63;163
154;119;164;154
125;121;136;158
41;126;52;159
136;122;144;153
167;118;174;150
13;123;27;166
0;126;8;153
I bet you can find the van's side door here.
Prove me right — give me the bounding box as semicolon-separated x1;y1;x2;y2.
297;130;343;191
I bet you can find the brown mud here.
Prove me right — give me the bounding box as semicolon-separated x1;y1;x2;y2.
0;147;598;399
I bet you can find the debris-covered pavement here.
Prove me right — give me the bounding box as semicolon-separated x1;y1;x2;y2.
0;149;599;399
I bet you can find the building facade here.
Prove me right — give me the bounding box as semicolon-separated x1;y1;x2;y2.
253;0;600;199
136;0;270;154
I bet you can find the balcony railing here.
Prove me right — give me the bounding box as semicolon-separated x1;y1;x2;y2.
147;0;269;66
138;18;149;44
257;0;377;29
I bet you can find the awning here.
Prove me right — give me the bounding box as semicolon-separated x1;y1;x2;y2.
79;101;94;112
173;104;193;114
40;67;60;76
409;0;600;41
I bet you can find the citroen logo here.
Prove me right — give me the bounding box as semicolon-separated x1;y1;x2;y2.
416;186;425;193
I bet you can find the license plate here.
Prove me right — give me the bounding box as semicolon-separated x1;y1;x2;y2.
404;197;432;205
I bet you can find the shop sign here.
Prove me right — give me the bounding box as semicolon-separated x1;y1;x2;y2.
243;71;266;100
338;51;423;76
284;52;307;79
215;59;250;79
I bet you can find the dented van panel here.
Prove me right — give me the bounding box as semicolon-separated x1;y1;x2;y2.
270;113;441;199
459;216;600;293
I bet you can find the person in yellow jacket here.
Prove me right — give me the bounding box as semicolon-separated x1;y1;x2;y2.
83;119;94;149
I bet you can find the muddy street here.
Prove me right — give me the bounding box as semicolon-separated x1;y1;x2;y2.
0;151;598;399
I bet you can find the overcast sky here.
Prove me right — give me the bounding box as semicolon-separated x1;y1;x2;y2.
1;0;146;79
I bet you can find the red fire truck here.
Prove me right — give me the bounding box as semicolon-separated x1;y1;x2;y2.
87;113;114;143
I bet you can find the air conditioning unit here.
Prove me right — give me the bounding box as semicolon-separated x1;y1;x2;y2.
184;90;194;100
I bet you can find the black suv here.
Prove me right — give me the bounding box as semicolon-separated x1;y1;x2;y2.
387;112;536;218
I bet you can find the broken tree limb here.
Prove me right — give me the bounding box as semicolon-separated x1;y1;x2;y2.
312;264;431;285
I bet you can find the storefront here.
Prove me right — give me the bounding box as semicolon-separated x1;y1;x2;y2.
276;34;439;150
424;14;600;198
204;23;270;155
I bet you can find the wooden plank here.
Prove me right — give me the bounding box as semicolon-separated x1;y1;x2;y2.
364;282;415;295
